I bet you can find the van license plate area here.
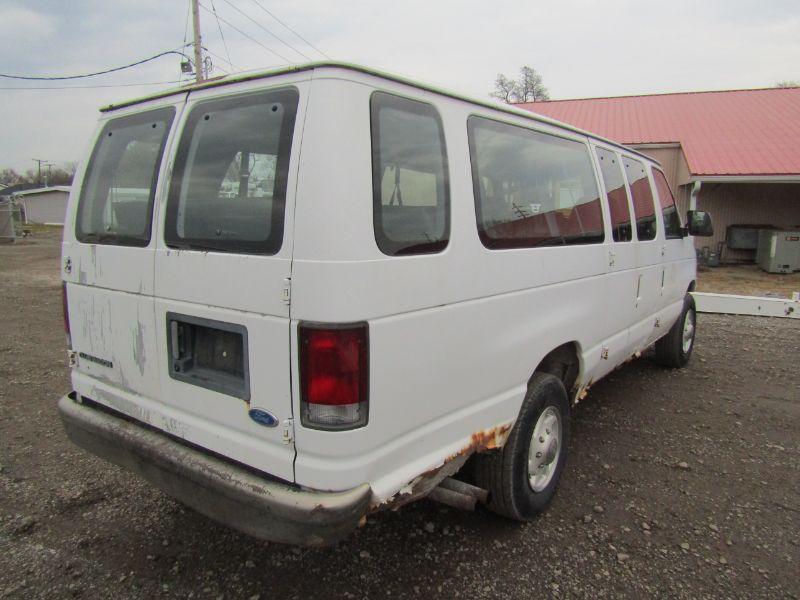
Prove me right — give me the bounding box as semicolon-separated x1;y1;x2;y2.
166;313;250;400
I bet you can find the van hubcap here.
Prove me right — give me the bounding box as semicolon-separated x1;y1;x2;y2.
528;406;562;492
682;309;695;354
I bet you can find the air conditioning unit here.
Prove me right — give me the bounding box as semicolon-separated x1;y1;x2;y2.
756;229;800;274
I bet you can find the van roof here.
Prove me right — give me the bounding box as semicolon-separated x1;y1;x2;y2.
100;61;658;166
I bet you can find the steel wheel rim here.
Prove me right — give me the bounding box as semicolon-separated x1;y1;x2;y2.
682;309;695;354
527;406;562;492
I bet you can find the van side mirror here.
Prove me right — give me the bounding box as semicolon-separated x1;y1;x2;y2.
686;210;713;237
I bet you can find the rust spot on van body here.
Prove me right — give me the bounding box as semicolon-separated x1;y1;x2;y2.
576;380;592;404
466;423;512;454
372;423;512;512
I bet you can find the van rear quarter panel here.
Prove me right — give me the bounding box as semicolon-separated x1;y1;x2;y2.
291;72;609;498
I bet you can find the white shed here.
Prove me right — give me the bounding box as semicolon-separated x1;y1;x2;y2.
14;186;70;225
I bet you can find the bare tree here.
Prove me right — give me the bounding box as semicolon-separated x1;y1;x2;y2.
47;167;74;186
491;74;519;103
491;66;550;103
776;80;800;88
0;168;22;188
517;66;550;102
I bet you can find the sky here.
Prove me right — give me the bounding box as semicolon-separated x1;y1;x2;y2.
1;0;799;174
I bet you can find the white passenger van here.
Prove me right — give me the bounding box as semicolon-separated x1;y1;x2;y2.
58;62;713;546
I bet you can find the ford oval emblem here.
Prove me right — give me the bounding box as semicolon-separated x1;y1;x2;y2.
248;408;279;428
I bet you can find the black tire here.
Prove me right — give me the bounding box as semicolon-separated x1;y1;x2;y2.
655;294;696;368
475;372;570;521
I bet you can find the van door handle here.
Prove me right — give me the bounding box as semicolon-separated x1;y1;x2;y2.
661;245;666;257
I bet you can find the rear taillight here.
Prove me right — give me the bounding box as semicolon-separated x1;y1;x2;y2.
62;282;72;349
299;322;368;430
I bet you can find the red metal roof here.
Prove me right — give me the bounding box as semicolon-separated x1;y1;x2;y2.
518;87;800;177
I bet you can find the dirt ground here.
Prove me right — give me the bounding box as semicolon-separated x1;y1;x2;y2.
697;264;800;298
1;229;799;599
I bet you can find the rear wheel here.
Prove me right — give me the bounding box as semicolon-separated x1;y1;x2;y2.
655;294;696;368
476;372;570;521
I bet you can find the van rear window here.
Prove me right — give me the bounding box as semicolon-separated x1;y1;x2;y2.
370;92;450;256
76;107;175;246
468;117;604;249
165;88;299;254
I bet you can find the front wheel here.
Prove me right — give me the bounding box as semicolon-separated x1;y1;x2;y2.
475;372;570;521
655;294;696;368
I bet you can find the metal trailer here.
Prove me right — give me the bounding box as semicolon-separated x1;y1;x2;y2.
756;229;800;273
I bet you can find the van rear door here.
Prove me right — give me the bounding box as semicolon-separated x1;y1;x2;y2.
64;99;184;413
152;82;307;482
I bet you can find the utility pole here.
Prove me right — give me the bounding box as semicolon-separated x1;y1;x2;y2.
32;158;47;186
44;162;54;187
191;0;204;83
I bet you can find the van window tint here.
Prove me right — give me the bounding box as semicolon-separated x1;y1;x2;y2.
76;107;175;246
595;147;632;242
165;88;299;254
623;157;657;241
370;92;449;255
468;117;604;249
652;168;683;239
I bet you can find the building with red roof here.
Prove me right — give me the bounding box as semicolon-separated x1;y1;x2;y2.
518;87;800;262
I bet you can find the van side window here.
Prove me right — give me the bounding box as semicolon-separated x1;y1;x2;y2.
623;157;657;241
652;168;683;239
370;92;450;255
468;116;604;249
594;147;632;242
76;107;175;246
165;88;299;254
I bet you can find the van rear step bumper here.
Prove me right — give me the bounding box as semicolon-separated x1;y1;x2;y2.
57;393;371;547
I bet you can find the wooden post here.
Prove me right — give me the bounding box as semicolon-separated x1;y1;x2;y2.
191;0;204;83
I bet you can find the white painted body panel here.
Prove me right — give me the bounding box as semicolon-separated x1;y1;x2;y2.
62;65;699;506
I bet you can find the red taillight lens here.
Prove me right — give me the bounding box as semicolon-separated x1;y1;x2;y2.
299;323;368;430
62;282;72;349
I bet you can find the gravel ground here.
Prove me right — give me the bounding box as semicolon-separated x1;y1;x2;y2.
1;229;799;599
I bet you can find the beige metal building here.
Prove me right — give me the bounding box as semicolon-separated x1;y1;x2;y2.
521;87;800;263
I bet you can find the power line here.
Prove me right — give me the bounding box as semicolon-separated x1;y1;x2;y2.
218;0;311;62
203;57;230;75
0;80;183;90
198;2;291;64
203;46;236;71
249;0;330;59
0;48;190;81
202;54;230;76
179;1;195;84
211;0;236;69
182;0;191;47
210;0;236;71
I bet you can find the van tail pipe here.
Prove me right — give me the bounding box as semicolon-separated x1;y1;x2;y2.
428;477;489;511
